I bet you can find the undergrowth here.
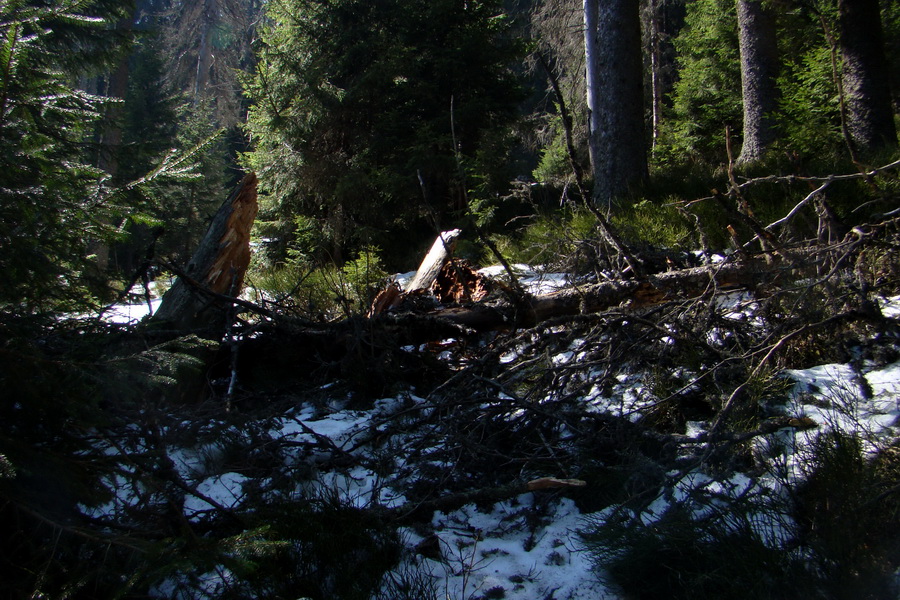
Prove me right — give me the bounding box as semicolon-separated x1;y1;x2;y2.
248;246;389;320
3;165;900;600
495;153;899;270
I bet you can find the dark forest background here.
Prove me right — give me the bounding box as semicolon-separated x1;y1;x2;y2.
1;1;899;598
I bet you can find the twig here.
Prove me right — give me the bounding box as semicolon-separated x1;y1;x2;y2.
678;157;900;209
10;500;148;554
766;179;832;231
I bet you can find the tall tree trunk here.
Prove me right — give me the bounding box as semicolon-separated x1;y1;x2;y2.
736;0;779;165
194;0;215;99
90;15;135;271
838;0;897;152
647;0;663;150
583;0;647;207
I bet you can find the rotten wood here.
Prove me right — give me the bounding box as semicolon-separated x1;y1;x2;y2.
430;258;493;304
152;172;259;333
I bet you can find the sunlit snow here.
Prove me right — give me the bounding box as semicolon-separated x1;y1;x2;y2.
96;274;900;599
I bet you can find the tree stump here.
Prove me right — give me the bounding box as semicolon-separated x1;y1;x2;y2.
152;173;259;334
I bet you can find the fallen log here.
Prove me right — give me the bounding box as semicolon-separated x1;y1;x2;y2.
152;173;259;334
370;227;811;334
239;253;799;391
431;254;791;332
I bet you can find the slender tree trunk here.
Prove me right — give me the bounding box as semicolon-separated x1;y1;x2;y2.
736;0;779;165
838;0;897;152
583;0;647;207
90;15;135;271
194;0;216;99
583;0;602;177
648;0;663;150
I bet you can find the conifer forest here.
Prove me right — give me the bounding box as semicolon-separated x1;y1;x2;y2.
3;0;900;598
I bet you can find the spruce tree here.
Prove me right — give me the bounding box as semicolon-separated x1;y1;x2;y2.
244;0;525;267
0;0;134;311
662;0;742;164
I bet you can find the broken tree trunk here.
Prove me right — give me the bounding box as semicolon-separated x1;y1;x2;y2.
370;229;468;316
153;173;259;334
404;229;462;292
370;230;494;316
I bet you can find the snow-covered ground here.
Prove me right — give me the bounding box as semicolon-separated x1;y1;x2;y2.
101;280;170;323
478;264;573;295
103;297;162;323
88;274;900;599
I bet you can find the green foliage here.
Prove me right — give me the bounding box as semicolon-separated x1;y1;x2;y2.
658;0;741;165
612;198;694;249
796;430;900;599
581;402;900;600
249;245;389;320
0;0;132;311
582;498;816;600
885;0;900;99
119;36;180;184
491;207;595;268
109;36;222;273
239;492;402;599
775;8;844;157
152;100;231;265
532;131;571;184
0;0;226;309
0;319;121;597
244;0;526;268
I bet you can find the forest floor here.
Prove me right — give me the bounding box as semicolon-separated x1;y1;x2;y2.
91;259;900;599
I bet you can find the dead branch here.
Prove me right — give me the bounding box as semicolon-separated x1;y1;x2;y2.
436;252;796;333
680;157;900;210
388;476;587;525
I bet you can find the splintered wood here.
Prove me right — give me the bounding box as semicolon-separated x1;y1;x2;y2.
430;259;492;304
369;230;493;316
153;173;259;332
205;173;259;295
404;229;462;292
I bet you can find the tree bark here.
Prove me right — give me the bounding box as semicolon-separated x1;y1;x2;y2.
152;173;258;334
838;0;897;152
194;0;216;99
648;0;663;150
736;0;779;165
583;0;647;206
